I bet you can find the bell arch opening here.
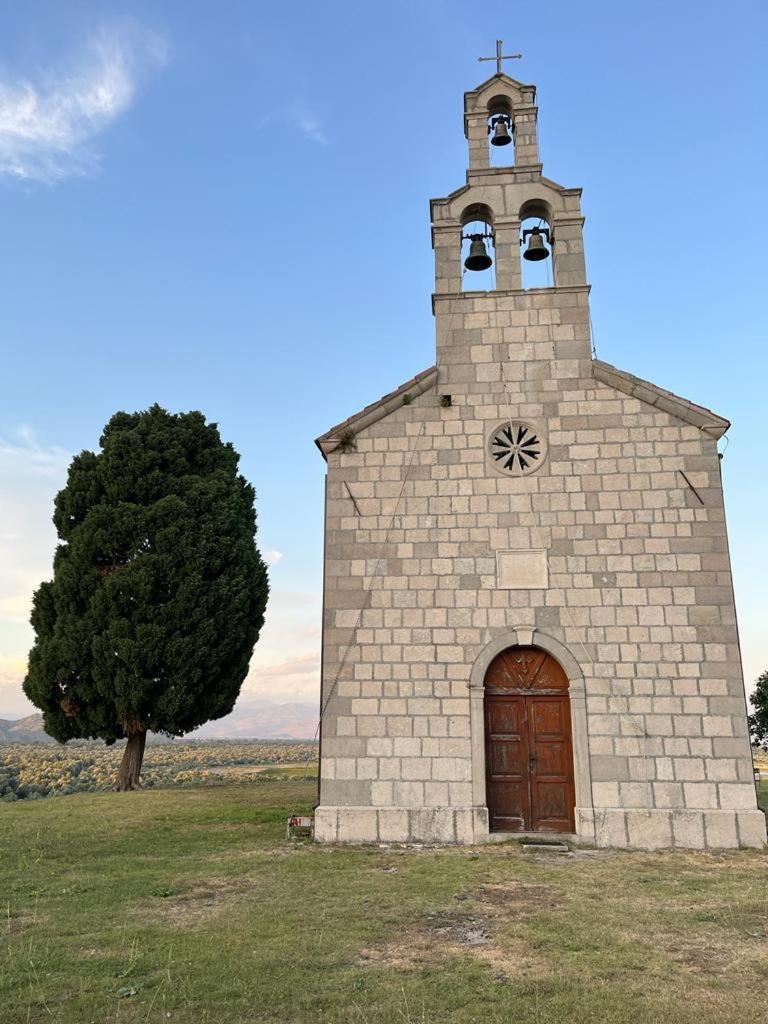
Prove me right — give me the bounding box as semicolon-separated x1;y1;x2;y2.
519;199;554;290
482;645;576;834
460;203;495;292
487;95;515;166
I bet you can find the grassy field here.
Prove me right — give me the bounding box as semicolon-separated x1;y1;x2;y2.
2;782;767;1024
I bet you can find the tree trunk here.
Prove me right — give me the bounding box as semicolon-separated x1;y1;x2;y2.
117;730;147;791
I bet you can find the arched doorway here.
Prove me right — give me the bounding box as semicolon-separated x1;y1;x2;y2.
484;646;575;833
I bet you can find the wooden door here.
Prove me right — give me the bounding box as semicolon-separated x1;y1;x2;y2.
484;647;575;833
484;694;530;832
527;695;575;832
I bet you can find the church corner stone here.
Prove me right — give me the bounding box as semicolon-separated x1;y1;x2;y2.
312;67;766;852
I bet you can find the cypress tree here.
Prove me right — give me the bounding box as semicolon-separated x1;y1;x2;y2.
23;405;269;789
749;670;768;749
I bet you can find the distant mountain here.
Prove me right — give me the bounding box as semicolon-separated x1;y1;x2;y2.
0;714;54;743
190;700;318;740
0;700;319;743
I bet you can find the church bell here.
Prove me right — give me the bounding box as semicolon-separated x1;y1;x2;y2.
464;235;493;272
522;227;550;262
490;116;512;147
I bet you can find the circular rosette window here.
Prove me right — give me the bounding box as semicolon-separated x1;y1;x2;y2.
488;420;547;476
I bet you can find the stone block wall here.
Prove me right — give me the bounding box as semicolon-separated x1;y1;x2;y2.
314;285;765;850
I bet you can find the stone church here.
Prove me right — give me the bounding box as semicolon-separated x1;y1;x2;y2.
312;67;765;849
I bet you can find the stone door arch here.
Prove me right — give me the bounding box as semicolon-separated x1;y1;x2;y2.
469;629;593;841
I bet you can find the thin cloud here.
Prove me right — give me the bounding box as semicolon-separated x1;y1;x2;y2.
256;652;320;678
297;113;329;146
0;425;71;479
0;656;35;716
0;24;168;183
243;649;320;702
263;549;284;566
254;106;330;147
270;590;321;606
0;427;71;712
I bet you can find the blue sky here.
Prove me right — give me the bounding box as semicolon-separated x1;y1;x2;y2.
1;0;766;717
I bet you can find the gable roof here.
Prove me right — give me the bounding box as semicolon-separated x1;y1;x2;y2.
463;72;535;104
315;366;437;458
315;360;729;458
593;360;729;438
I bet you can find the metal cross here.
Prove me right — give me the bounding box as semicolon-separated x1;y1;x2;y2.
478;39;522;75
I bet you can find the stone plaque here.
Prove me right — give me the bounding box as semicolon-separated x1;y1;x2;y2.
497;549;548;590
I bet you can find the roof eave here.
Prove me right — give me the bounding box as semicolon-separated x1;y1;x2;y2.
593;360;730;438
315;366;438;460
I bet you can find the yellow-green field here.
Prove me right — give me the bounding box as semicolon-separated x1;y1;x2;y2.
0;740;317;799
1;781;767;1024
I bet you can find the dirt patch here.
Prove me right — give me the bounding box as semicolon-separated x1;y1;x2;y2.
140;876;256;926
665;943;734;976
4;909;42;937
358;940;428;971
657;927;768;979
358;911;492;969
470;881;566;917
472;937;547;980
426;911;491;946
204;845;304;863
358;891;559;981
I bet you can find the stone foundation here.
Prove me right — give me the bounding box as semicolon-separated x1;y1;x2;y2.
315;805;766;849
590;807;766;850
314;805;486;844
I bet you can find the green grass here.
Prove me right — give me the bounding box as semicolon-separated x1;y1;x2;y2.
2;782;767;1024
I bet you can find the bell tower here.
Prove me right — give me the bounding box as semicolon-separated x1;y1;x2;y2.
430;65;591;393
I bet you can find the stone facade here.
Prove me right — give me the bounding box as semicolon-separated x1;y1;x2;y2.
313;72;765;850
